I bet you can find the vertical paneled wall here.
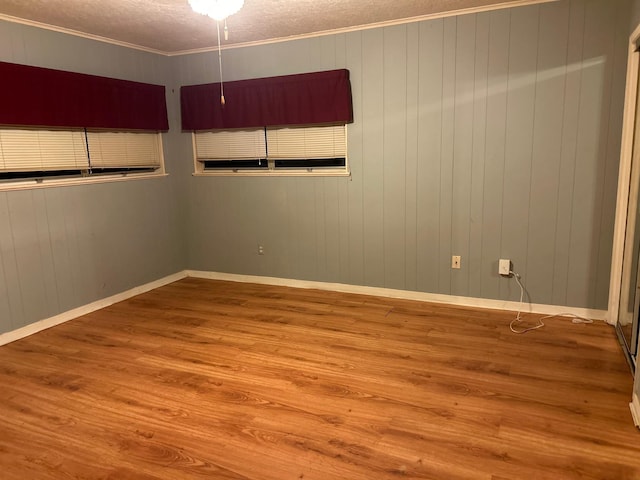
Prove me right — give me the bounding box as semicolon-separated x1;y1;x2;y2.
0;21;186;334
0;0;632;337
176;0;629;310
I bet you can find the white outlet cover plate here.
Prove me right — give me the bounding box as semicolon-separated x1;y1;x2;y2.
499;259;510;275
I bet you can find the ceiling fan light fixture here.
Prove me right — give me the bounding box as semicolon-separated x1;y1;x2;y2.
188;0;244;21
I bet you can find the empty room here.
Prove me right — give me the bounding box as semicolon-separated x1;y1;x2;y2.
2;0;640;478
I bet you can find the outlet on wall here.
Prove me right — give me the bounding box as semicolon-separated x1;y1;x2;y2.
258;245;264;255
452;255;461;269
499;259;511;275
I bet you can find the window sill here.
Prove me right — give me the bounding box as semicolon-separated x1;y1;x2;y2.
0;172;168;192
193;169;350;178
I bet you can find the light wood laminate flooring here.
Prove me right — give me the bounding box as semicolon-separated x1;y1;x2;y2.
0;278;638;479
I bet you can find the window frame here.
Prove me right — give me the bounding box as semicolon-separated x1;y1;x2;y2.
192;124;350;177
0;127;166;192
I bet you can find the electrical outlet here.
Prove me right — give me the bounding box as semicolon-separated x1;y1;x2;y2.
258;245;264;255
452;255;461;269
499;258;511;275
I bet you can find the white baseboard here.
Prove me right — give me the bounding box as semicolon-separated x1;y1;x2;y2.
0;270;188;347
185;270;607;321
0;269;607;347
630;393;640;429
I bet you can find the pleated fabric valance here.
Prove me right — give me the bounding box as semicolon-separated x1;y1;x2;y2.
0;61;169;131
180;69;353;130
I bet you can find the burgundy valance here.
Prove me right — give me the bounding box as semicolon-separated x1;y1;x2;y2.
180;69;353;130
0;61;169;131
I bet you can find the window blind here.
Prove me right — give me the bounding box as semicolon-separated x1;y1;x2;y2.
0;129;88;172
266;125;346;160
86;132;161;168
194;129;266;160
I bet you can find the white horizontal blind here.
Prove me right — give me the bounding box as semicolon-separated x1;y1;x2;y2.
87;131;161;168
0;128;88;172
195;129;266;160
266;125;346;160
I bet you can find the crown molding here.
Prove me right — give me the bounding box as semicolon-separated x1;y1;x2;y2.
1;0;558;57
169;0;558;56
0;13;167;56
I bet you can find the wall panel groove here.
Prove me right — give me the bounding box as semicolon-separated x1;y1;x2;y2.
0;0;632;336
0;20;186;335
182;0;629;311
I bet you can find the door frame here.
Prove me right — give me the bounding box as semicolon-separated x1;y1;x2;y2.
608;23;640;326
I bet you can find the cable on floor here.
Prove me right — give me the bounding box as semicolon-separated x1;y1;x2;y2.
508;270;593;334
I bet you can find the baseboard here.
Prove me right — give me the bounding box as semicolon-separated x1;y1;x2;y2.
185;270;607;321
0;269;607;347
630;393;640;429
0;270;188;347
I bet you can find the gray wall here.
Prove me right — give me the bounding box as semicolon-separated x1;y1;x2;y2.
174;0;629;310
0;21;186;334
0;0;632;336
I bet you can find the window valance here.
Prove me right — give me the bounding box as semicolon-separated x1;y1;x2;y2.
180;69;353;130
0;61;169;131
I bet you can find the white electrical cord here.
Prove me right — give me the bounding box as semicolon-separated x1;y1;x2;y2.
508;270;593;334
509;271;543;334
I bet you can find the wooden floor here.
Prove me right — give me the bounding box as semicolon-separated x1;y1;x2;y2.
1;278;639;480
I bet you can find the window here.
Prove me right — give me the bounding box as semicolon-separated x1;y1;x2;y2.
181;69;353;176
0;127;164;186
193;124;347;176
0;61;168;189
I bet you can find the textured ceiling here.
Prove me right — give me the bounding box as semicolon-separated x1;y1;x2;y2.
0;0;555;54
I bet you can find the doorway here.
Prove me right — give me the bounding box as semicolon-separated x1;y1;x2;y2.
610;33;640;372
